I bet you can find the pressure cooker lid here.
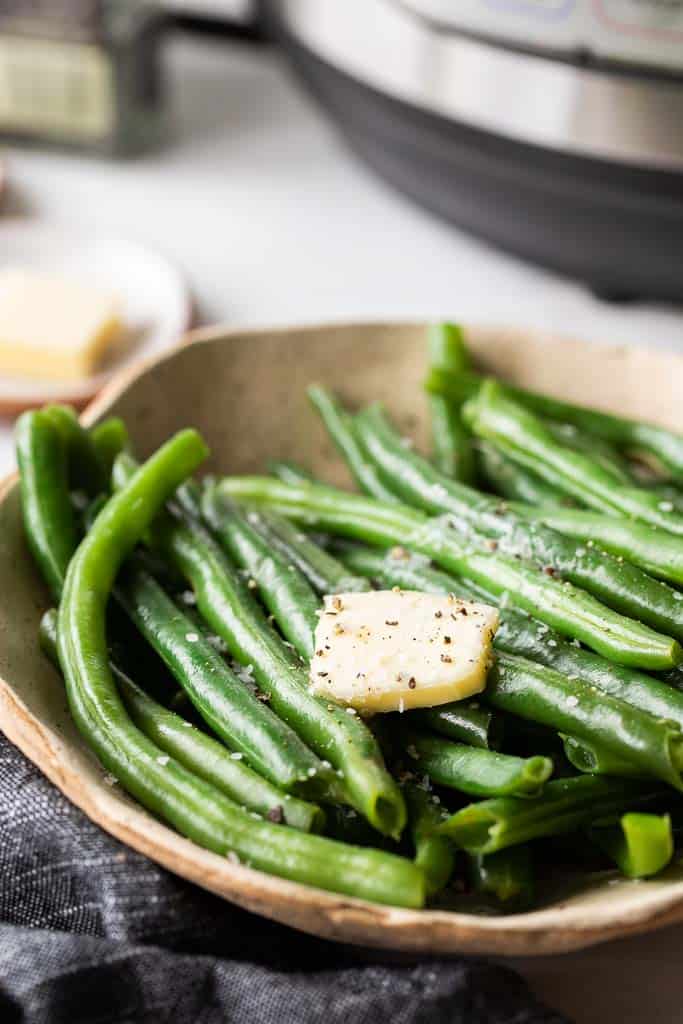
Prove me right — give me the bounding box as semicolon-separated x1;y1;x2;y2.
279;0;683;170
402;0;683;73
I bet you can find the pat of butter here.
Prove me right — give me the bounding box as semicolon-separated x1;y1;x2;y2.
0;268;122;380
310;590;499;712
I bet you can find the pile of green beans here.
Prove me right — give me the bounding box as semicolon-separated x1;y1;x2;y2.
336;544;683;747
112;454;405;839
17;409;425;908
425;363;683;483
217;476;681;671
17;329;683;913
351;401;683;644
464;380;683;536
40;609;323;833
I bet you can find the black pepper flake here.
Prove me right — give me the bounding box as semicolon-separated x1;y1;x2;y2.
267;806;284;824
443;636;452;644
316;649;324;657
543;565;556;577
434;611;443;619
441;654;453;663
317;671;329;677
408;677;416;689
385;620;399;626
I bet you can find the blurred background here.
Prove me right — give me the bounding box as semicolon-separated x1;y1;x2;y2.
0;0;682;474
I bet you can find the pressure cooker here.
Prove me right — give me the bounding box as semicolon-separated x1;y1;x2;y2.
194;0;683;300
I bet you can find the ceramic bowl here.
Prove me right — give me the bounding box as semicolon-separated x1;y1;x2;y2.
2;320;683;956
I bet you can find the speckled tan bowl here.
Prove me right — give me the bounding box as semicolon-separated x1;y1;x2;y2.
2;321;683;956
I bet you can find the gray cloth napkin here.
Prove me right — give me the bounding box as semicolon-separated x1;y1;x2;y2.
0;733;570;1024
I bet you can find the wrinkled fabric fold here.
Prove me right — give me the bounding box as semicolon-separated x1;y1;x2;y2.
0;734;569;1024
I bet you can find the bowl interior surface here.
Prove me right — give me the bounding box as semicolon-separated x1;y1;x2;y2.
3;320;683;957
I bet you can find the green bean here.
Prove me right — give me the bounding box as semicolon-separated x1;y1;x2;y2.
15;410;79;602
89;417;130;480
117;562;327;795
247;508;371;595
428;321;470;373
268;460;315;486
468;847;534;905
426;363;683;484
114;456;405;836
217;476;682;669
545;421;631;485
56;432;424;905
203;499;321;659
114;450;202;523
476;441;572;506
399;730;552;798
334;544;683;735
590;813;673;878
561;735;645;778
464;380;683;536
486;655;683;791
430;399;474;482
512;503;683;587
410;703;503;752
404;782;455;896
42;404;107;495
353;403;683;644
40;609;323;833
427;323;475;482
307;385;399;503
439;776;664;855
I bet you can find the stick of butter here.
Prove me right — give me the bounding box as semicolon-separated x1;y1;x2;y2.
0;268;122;380
310;590;499;713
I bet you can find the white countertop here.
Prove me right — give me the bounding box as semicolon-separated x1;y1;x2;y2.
2;31;683;1021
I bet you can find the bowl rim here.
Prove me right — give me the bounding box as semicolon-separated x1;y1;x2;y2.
4;318;683;958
